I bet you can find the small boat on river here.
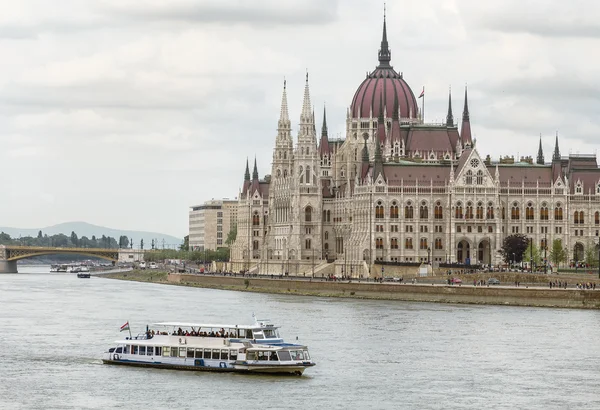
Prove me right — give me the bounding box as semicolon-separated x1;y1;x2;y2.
102;318;315;376
77;272;91;278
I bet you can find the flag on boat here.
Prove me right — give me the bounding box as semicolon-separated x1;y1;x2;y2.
418;87;424;98
120;321;130;332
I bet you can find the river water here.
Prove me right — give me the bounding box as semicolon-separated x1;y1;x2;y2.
1;266;599;410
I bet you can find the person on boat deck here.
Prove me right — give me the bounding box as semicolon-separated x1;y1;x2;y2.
177;328;183;335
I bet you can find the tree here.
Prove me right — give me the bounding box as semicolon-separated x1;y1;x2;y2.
70;231;79;247
500;234;529;264
524;241;541;269
225;225;237;246
180;235;189;251
140;238;144;250
549;239;566;268
585;242;598;268
37;230;43;239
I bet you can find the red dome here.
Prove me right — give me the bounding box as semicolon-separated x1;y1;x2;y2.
350;15;419;119
350;67;418;120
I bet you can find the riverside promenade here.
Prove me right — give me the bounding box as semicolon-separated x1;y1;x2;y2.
102;269;600;309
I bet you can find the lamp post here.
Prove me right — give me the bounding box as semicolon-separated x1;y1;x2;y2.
311;247;314;279
530;237;533;273
544;233;547;274
427;247;431;265
597;238;600;279
512;253;515;270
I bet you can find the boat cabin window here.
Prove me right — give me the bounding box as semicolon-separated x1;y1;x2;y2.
115;347;123;354
252;330;264;339
179;348;186;358
277;351;291;361
139;346;146;355
195;348;203;359
229;350;238;360
162;346;170;357
289;350;306;360
247;351;257;360
203;349;211;359
263;329;278;339
147;346;153;356
187;349;195;358
220;350;229;360
211;349;220;360
132;345;139;355
170;347;178;357
155;347;162;356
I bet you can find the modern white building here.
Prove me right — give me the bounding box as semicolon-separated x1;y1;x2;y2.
189;199;238;251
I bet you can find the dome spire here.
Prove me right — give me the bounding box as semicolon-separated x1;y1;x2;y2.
553;131;561;161
378;5;391;68
460;85;472;146
321;105;328;137
244;158;250;181
446;86;454;127
252;157;259;180
300;71;312;124
278;79;290;128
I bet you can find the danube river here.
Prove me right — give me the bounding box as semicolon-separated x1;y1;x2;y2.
1;266;599;410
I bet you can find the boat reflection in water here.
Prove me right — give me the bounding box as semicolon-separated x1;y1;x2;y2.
102;317;315;376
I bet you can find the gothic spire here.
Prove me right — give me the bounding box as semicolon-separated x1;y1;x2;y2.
300;72;312;124
446;86;454;127
278;79;290;129
244;158;250;181
373;139;385;180
460;85;472;145
377;6;391;68
362;137;370;162
321;105;328;137
553;131;561;161
252;157;259;180
537;134;545;165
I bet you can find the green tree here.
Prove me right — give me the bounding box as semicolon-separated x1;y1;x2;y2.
37;230;43;239
500;234;529;264
70;231;79;247
180;235;189;251
225;224;237;246
524;241;541;268
140;238;144;250
119;235;129;249
549;239;566;268
585;242;598;268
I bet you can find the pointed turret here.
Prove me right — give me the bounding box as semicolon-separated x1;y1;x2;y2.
244;158;250;181
300;72;312;124
553;132;561;161
361;137;370;181
373;138;385;181
460;86;472;146
319;105;331;157
278;79;290;130
537;134;545;165
377;93;387;144
377;7;391;67
446;87;454;127
252;157;259;180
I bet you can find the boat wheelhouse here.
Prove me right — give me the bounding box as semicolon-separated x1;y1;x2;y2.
102;319;315;376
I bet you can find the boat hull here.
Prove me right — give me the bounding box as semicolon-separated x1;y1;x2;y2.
101;358;312;376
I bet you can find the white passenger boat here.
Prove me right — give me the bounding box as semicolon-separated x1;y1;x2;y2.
102;318;315;376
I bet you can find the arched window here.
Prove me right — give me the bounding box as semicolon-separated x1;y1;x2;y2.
575;210;584;224
540;238;547;250
596;211;599;225
465;202;474;219
420;202;428;219
375;238;384;249
419;238;428;250
487;202;495;219
574;211;579;224
252;212;260;226
540;203;548;220
324;231;329;240
305;166;310;184
305;239;311;249
405;238;413;249
476;202;483;219
284;151;287;159
375;201;384;219
405;202;414;219
502;206;505;220
511;202;520;220
555;204;563;220
324;242;329;250
322;210;326;222
326;210;331;222
465;170;473;185
526;202;534;220
390;202;399;219
434;202;443;219
455;202;463;219
354;148;357;161
283;169;288;178
435;238;443;250
305;206;312;222
391;238;399;249
476;170;484;185
253;240;259;250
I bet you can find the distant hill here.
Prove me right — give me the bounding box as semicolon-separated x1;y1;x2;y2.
0;221;182;250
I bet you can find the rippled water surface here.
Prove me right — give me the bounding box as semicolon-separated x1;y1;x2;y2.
1;266;599;410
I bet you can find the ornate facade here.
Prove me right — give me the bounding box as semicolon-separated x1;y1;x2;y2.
231;15;600;277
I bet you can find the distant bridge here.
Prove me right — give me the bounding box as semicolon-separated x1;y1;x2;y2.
0;245;120;273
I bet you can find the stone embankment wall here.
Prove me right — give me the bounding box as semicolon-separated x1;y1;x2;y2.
167;274;600;309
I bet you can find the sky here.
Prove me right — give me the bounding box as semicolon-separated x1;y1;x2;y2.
0;0;599;238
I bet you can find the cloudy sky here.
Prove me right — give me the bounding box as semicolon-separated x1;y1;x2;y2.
0;0;598;237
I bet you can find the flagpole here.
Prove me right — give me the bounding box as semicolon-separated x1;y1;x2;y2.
422;86;425;124
128;320;132;340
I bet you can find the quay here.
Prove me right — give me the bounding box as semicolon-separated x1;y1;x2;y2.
102;270;600;309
